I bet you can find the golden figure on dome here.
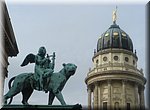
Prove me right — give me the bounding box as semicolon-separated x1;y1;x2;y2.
112;6;118;24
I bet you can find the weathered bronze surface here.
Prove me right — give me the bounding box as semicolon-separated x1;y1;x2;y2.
4;47;77;105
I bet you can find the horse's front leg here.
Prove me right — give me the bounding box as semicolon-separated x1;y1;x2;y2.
22;87;33;105
53;90;66;105
48;92;55;105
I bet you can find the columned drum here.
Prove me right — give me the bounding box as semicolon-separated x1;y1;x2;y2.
85;21;146;109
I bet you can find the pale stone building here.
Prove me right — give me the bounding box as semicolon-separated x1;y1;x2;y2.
85;10;146;110
0;2;19;108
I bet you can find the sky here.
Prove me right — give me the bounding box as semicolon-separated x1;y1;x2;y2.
4;0;148;108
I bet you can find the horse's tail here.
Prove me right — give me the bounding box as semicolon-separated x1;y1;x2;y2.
8;76;16;105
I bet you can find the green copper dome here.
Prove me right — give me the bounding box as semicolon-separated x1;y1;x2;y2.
97;23;133;52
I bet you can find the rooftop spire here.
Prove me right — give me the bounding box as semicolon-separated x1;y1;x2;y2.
112;6;117;24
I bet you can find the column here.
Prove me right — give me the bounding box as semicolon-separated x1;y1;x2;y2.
134;84;139;110
0;67;4;108
108;80;111;110
0;73;3;108
98;83;101;109
93;82;98;110
122;80;126;110
88;87;92;110
140;87;145;110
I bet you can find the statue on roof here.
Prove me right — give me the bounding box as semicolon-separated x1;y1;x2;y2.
112;6;118;24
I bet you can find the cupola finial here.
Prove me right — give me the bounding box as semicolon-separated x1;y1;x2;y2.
112;6;117;24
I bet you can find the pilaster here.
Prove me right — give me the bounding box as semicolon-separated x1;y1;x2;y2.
140;86;145;110
107;80;111;110
98;82;101;109
122;80;126;110
134;84;139;110
93;82;98;110
88;87;92;110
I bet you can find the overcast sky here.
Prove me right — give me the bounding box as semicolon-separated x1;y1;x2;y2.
4;1;148;107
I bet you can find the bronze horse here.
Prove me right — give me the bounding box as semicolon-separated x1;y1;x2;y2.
4;63;77;105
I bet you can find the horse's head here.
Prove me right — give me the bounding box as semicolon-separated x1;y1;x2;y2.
62;63;77;76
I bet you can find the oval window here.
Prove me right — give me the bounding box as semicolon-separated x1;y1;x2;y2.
96;59;99;63
125;57;129;62
103;57;107;62
133;60;135;65
114;56;119;61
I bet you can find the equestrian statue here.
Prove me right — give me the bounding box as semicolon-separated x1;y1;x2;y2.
4;47;77;105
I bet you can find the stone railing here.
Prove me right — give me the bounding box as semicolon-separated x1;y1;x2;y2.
87;62;143;76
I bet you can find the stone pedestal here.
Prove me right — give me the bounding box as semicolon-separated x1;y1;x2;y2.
2;104;82;110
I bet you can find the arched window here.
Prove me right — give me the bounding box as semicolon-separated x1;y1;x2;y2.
125;57;129;62
96;59;99;67
114;102;120;110
112;32;120;48
133;60;135;65
127;103;130;110
103;102;107;110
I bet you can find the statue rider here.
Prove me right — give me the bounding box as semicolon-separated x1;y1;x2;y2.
34;46;55;91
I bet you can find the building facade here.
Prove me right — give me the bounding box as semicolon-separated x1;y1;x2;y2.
0;2;19;107
85;10;146;110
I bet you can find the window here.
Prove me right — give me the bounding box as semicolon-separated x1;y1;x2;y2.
114;56;119;61
122;33;126;37
103;57;107;62
96;59;99;63
96;59;99;67
133;60;135;65
125;57;129;62
104;68;107;71
114;102;120;110
103;102;107;110
127;103;130;110
105;33;109;37
113;32;119;36
122;35;128;49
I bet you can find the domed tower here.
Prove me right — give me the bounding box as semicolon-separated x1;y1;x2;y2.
85;8;146;110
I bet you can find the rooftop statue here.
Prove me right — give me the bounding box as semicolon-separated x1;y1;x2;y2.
112;6;117;24
4;47;77;105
